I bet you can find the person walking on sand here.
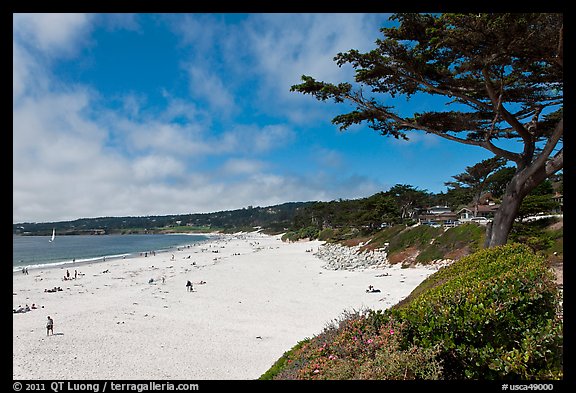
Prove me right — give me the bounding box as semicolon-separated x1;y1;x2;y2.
186;280;193;292
46;316;54;336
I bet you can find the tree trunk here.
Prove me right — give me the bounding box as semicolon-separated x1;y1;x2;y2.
484;191;522;248
484;165;548;248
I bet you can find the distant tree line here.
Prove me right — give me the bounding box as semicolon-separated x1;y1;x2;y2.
14;168;561;239
13;202;312;236
286;167;562;241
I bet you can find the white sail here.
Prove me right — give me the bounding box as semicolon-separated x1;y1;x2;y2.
49;228;55;242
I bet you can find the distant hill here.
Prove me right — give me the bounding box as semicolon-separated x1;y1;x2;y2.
12;202;315;236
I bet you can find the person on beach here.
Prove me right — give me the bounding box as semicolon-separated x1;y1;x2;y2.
186;280;193;292
46;316;54;336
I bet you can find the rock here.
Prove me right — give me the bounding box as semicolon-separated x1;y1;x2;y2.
315;243;390;271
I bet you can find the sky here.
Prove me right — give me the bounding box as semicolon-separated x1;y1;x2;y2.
13;13;501;224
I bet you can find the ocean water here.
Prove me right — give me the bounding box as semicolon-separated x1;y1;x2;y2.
13;233;211;272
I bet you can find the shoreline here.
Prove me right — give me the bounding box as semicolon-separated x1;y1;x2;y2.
13;232;221;274
13;232;438;380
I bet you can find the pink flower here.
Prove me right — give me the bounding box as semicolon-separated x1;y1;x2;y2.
366;339;374;344
313;369;320;374
329;354;337;360
389;329;394;335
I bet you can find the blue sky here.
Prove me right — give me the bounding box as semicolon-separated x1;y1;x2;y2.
13;13;500;224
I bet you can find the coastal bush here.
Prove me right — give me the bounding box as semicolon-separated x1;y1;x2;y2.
281;226;320;242
415;223;484;263
318;228;335;241
259;338;311;380
386;225;442;257
390;243;563;379
261;243;563;380
357;225;407;252
262;310;443;380
509;218;562;253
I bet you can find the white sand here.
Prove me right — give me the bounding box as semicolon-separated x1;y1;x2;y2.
13;232;437;380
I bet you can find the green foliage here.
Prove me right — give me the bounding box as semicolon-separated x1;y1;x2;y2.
415;223;484;263
517;195;560;221
387;225;442;255
264;310;443;380
262;244;562;380
281;226;320;242
288;186;431;241
446;157;507;206
317;228;335;241
13;202;314;236
259;338;311;380
391;243;563;380
292;12;563;248
358;225;407;251
509;217;561;253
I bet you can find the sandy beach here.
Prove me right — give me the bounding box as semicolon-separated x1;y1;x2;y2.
13;232;438;380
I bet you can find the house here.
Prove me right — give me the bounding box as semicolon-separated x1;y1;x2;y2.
457;202;500;221
417;205;458;225
428;205;452;215
552;193;563;213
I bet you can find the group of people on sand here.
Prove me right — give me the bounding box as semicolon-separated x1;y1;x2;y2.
13;302;55;336
63;269;79;281
13;303;41;313
366;285;381;293
45;286;63;293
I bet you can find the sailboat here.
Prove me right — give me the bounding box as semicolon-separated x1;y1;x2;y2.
49;228;55;243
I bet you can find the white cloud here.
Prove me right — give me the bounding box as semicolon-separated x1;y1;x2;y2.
13;13;92;56
315;147;345;168
244;14;388;103
13;13;389;223
121;120;210;157
132;155;185;181
13;42;35;101
220;158;265;176
187;65;237;116
13;89;107;167
170;13;389;124
248;124;295;153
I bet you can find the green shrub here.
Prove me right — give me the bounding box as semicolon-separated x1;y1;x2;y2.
281;226;320;242
416;223;484;263
391;243;563;379
318;228;335;241
259;338;311;380
264;310;442;380
262;244;562;380
387;225;442;256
